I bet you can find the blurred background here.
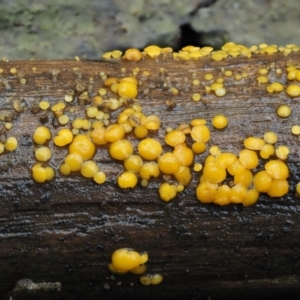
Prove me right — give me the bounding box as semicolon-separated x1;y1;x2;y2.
0;0;299;60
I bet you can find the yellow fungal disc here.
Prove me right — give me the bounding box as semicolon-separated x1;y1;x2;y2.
286;85;300;97
39;100;50;110
33;126;52;144
212;115;228;129
265;160;289;180
117;172;138;188
144;45;161;58
253;170;272;193
91;127;108;145
124;155;143;173
139;252;148;264
157;152;180;175
174;165;192;186
65;153;83;171
134;125;148;139
264;132;277;144
111;50;122;58
173;144;194;166
267;179;289;197
215;152;237;169
244;137;265;150
214;184;231;206
202;162;226;184
292;125;300;135
151;274;164;285
69;137;95;161
196;181;218;203
243;189;260;207
4;137;18;151
165;130;186;147
229;183;247;204
45;166;55;180
104;124;125;143
256;76;268;84
138;138;162;160
234;169;253;187
239;149;258;169
130;264;147;275
139;162;160;180
275;146;290;160
191;125;210;142
102;51;112;59
140;275;152;286
81;160;99;178
32;165;47;183
109;139;134;160
51;102;65;112
277;105;291;118
93;171;106;184
117;81;138;98
159;183;177;202
193;163;203;172
123;48;142;61
35;146;52;161
266;82;284;93
54;128;73;147
59;163;71;176
260;144;275;159
111;248;141;272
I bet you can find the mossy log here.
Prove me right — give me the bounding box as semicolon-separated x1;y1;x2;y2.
1;53;300;300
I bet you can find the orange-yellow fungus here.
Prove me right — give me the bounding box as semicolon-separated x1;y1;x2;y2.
243;189;260;207
202;162;226;183
256;76;268;84
144;45;161;57
275;145;289;160
266;82;284;93
212;115;228;129
104;124;125;142
69;137;95;161
123;48;142;61
214;185;231;206
4;137;18;151
174;165;192;186
265;160;289;180
173;144;194;166
196;181;218;203
267;179;289;197
264;132;277;144
234;169;253;187
191;125;210;142
54;128;73;147
93;171;106;184
109;139;134;160
33;126;51;144
32;164;47;183
192;141;206;154
244;137;265;150
35;146;52;161
130;264;147;275
159;183;177;202
59;163;71;176
117;171;138;188
81;160;99;178
239;149;258;169
215;152;237;168
227;159;245;176
117;81;138;98
111;248;141;272
292;125;300;135
229;184;247;204
45;166;55;181
139;162;160;180
260;144;275;159
253;170;272;193
165;130;186;147
134;125;148;139
157;152;180;174
65;153;83;171
286;85;300;97
140;275;152;285
91;127;108;145
138;138;162;160
277;105;291;118
124;155;143;173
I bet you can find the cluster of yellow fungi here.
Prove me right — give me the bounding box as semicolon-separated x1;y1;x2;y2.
108;248;163;285
2;41;300;208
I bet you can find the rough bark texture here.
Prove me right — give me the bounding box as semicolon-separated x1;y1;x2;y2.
1;54;300;300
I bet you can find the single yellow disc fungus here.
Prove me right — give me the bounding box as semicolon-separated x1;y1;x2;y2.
292;125;300;135
32;165;47;183
65;153;83;171
215;152;237;168
260;144;275;159
243;189;260;207
81;160;99;178
157;152;180;175
264;132;277;144
196;181;218;203
209;145;221;156
192;141;206;154
144;45;161;57
229;183;247;204
111;248;141;272
118;171;138;188
275;145;290;160
91;127;108;145
35;146;52;161
192;93;201;101
123;48;142;61
58;114;69;125
134;125;148;139
109;139;134;160
59;163;71;176
265;160;289;180
173;144;194;166
117;81;138;98
4;137;18;151
39;101;50;110
45;166;55;180
256;76;269;84
244;137;265;150
33;126;51;144
253;170;272;192
286;85;300;97
93;171;106;184
234;169;253;187
174;165;192;186
159;183;177;202
239;149;258;169
191;125;210;142
267;179;289;197
104;124;125;143
140;275;152;286
69;137;96;161
191;119;206;126
202;162;226;183
138;138;162;160
139;252;148;264
124;155;143;173
277;105;291;118
214;185;231;206
165;130;186;147
212;115;228;129
54;128;73;147
130;264;147;275
139;162;160;180
151;274;164;285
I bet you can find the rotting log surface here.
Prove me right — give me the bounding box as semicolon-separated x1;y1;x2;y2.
1;54;300;300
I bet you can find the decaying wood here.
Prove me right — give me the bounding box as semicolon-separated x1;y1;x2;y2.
1;54;300;300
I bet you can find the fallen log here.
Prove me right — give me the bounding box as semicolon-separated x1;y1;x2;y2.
1;45;300;300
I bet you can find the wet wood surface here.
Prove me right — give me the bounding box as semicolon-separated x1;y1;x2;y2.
0;54;300;299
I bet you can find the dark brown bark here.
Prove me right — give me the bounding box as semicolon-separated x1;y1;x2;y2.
1;54;300;300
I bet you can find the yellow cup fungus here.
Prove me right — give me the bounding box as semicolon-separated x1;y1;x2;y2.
4;137;18;151
212;115;228;129
117;171;138;188
33;126;51;144
54;128;73;147
35;146;52;161
138;138;162;160
159;182;177;202
69;136;96;161
109;139;134;160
